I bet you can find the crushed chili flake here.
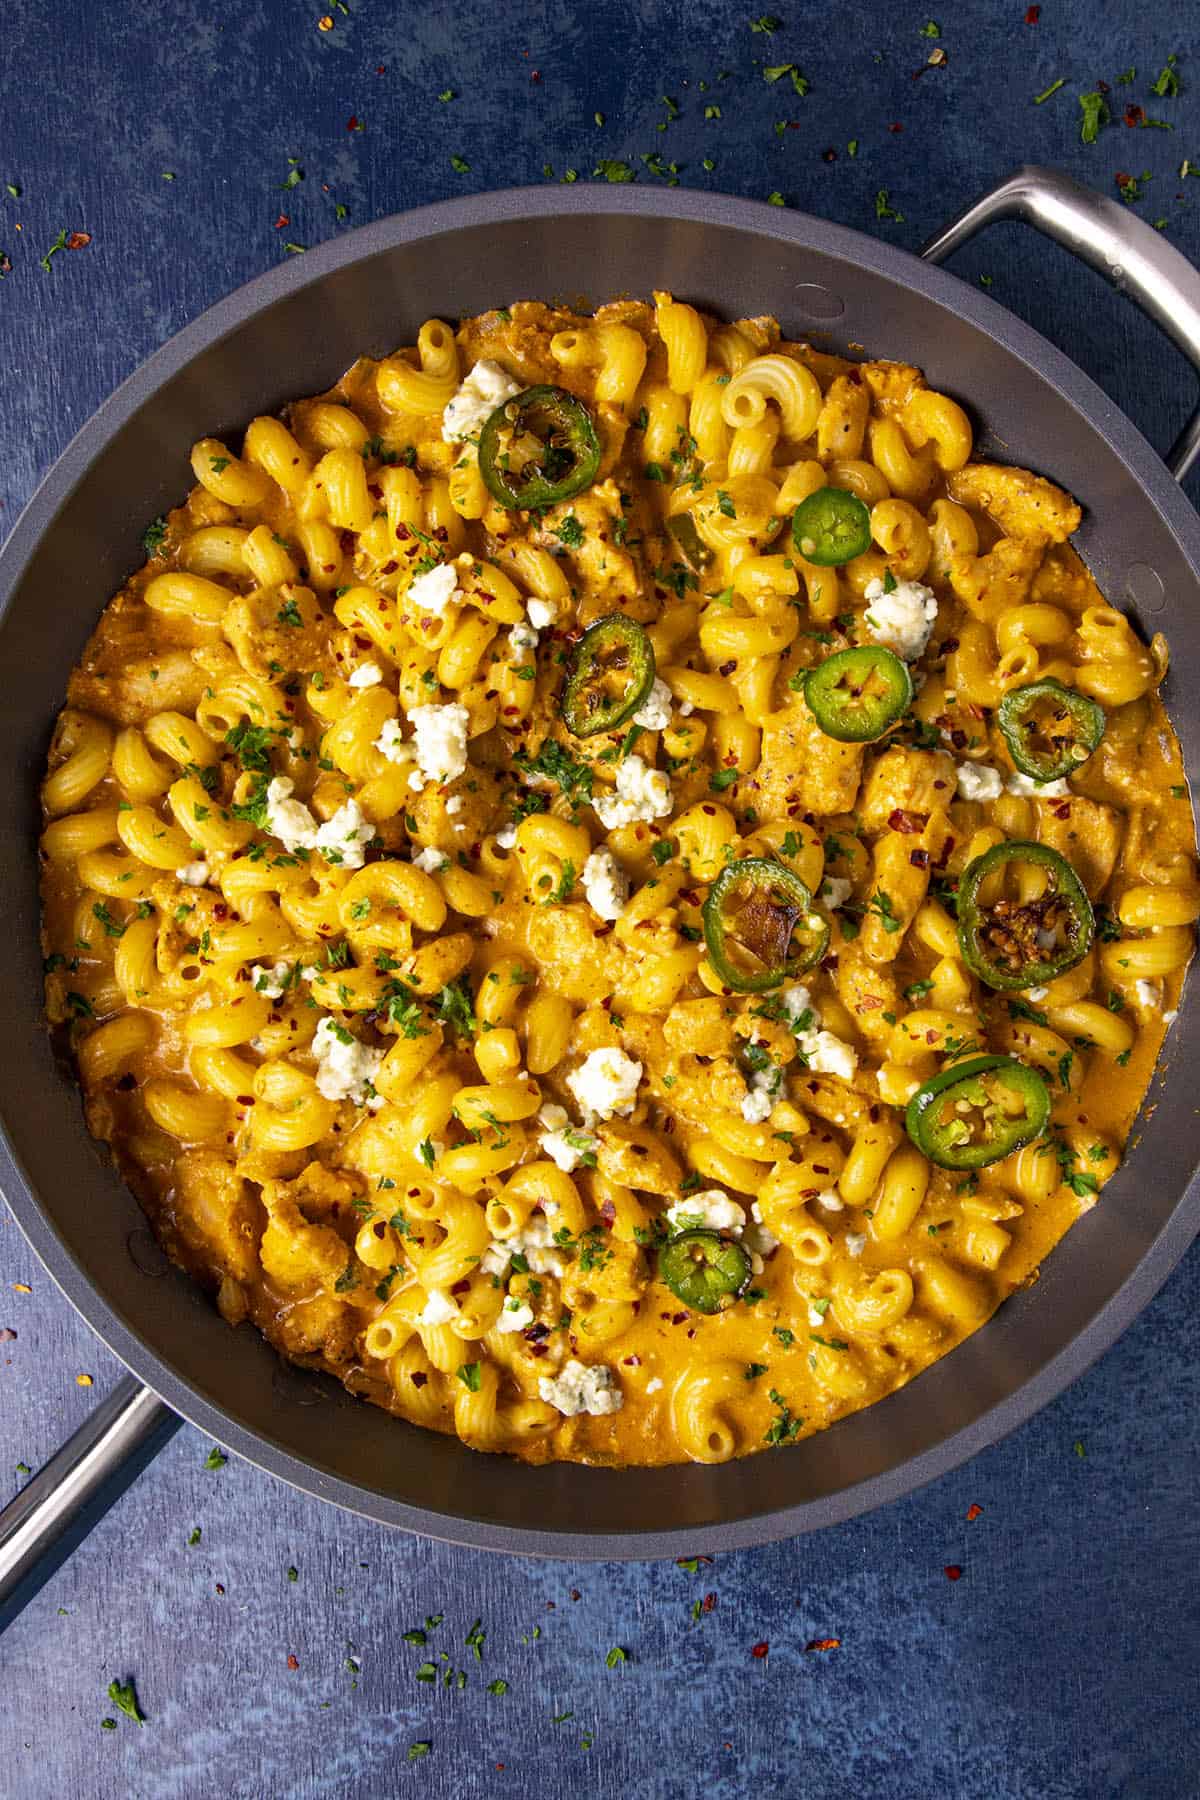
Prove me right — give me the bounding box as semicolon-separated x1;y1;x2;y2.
944;1564;963;1581
67;231;91;250
702;1593;717;1612
215;1583;226;1594
274;214;291;230
751;1641;769;1659
346;115;364;131
966;1503;983;1521
1024;3;1040;19
317;13;334;28
805;1637;841;1652
888;122;904;133
1124;105;1145;128
287;1653;299;1669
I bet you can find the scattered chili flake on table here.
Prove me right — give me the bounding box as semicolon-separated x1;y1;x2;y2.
805;1638;841;1652
274;214;290;229
317;13;333;28
346;115;364;131
1025;3;1040;19
67;231;91;250
751;1641;769;1658
214;1583;225;1594
287;1654;299;1670
944;1564;963;1581
966;1502;983;1521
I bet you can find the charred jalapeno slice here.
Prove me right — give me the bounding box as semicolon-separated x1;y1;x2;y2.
666;511;714;571
803;646;913;743
659;1228;752;1314
905;1054;1051;1170
703;857;830;992
957;840;1093;991
790;486;872;567
478;384;602;510
998;679;1106;782
562;614;655;738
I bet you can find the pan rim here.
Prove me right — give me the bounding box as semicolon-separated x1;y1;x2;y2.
3;179;1199;1557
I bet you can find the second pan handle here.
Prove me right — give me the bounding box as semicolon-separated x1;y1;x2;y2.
920;163;1200;482
0;1375;179;1631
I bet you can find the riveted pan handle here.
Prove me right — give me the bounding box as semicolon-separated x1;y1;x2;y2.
920;164;1200;483
0;1376;179;1631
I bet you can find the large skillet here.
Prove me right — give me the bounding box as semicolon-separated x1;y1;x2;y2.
2;167;1200;1603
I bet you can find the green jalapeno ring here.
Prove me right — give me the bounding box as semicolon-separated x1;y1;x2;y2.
667;512;714;571
703;857;830;993
562;614;656;738
478;384;602;511
957;840;1094;992
905;1053;1051;1170
997;678;1106;782
790;486;873;567
803;645;914;743
658;1228;752;1314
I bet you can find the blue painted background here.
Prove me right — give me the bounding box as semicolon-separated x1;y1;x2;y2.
2;3;1199;1794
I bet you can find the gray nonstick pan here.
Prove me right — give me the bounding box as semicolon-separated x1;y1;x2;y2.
2;167;1199;1614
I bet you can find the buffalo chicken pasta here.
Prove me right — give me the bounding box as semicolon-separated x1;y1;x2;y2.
40;297;1195;1466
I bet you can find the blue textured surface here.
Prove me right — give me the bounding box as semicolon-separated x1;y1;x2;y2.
2;3;1199;1795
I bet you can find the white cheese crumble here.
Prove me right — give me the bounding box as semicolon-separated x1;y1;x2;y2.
778;983;857;1081
664;1191;746;1236
1134;979;1161;1009
537;1359;623;1418
820;876;853;910
537;1102;598;1174
495;821;518;850
264;776;319;854
1005;770;1070;799
582;848;629;922
441;359;523;444
314;799;373;870
862;577;938;662
497;1297;535;1334
1164;1009;1179;1026
956;761;1004;803
407;561;461;617
645;1376;664;1395
817;1190;844;1211
845;1232;866;1259
311;1017;384;1106
1026;986;1049;1002
408;702;470;788
373;718;412;765
591;754;673;830
480;1243;511;1278
489;1212;568;1278
412;846;450;875
746;1203;780;1257
566;1047;643;1121
509;619;538;656
420;1289;458;1327
632;677;673;732
741;1061;782;1123
348;661;383;689
251;960;292;1000
175;860;211;886
526;596;557;631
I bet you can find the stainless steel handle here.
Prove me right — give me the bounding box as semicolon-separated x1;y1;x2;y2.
920;164;1200;483
0;1376;179;1630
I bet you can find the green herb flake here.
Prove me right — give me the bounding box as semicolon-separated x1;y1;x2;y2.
106;1678;146;1727
1033;77;1065;104
203;1447;227;1470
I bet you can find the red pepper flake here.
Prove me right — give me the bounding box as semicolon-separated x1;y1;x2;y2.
215;1582;225;1595
569;1588;581;1601
944;1564;963;1581
67;231;91;250
287;1653;299;1669
888;122;904;133
531;69;542;82
751;1641;769;1659
821;147;837;163
347;115;364;131
966;1503;983;1522
1124;104;1145;128
1024;3;1040;19
805;1637;841;1652
702;1593;717;1613
888;807;928;835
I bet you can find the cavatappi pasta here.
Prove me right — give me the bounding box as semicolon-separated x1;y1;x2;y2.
40;297;1195;1466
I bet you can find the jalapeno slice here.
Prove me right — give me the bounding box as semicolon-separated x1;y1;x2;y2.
957;840;1094;991
905;1054;1051;1170
562;614;656;738
803;646;913;743
998;679;1106;782
790;486;872;567
658;1228;752;1314
477;384;602;511
666;512;714;571
703;857;830;992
